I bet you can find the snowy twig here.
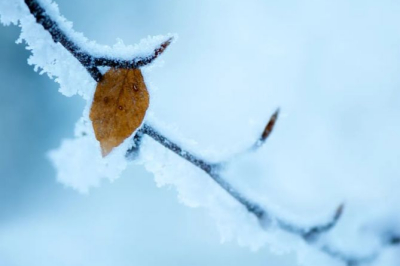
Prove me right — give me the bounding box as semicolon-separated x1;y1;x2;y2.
22;0;400;265
24;0;172;82
137;113;342;239
93;38;173;69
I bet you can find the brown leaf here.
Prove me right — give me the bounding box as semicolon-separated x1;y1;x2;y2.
89;68;149;157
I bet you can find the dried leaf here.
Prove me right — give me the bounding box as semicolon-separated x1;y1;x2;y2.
89;68;149;157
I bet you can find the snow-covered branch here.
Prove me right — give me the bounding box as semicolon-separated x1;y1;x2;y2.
24;0;343;240
24;0;172;81
2;0;399;265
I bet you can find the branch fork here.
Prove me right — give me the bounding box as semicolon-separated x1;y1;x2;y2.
23;0;399;265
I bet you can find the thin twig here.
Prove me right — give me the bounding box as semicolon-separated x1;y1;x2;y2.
138;118;342;239
140;123;267;219
24;0;172;81
137;122;376;265
22;0;400;264
93;37;174;69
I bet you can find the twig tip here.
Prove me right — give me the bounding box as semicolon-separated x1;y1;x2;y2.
260;107;280;141
273;107;280;117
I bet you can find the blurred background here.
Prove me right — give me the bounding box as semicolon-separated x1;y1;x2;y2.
1;0;400;265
